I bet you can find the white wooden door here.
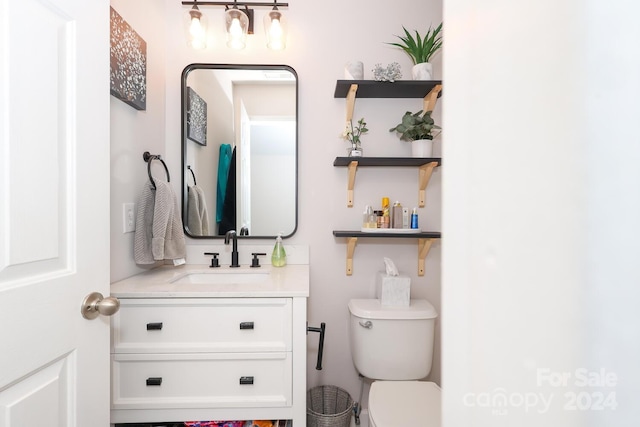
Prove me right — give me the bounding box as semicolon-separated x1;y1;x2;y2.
0;0;111;426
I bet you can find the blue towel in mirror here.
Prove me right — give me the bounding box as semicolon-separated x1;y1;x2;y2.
216;144;232;223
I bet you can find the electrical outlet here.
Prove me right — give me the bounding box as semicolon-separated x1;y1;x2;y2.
123;203;135;233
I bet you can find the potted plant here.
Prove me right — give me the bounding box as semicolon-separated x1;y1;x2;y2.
341;117;369;157
387;23;442;80
389;110;441;157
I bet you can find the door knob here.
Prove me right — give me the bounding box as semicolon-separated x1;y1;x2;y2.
81;292;120;319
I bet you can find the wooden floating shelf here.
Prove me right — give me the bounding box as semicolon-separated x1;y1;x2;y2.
333;230;441;238
334;157;441;208
333;230;441;276
335;80;443;122
333;157;442;167
334;80;443;98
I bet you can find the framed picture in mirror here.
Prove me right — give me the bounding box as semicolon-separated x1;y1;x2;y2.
187;87;207;146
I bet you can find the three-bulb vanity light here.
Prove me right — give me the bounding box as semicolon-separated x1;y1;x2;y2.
182;0;289;50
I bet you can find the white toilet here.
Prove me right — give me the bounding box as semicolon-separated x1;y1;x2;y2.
348;299;441;427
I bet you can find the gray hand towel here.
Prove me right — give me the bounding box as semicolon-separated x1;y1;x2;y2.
151;180;186;261
195;185;210;235
133;181;156;264
187;184;210;236
187;185;203;236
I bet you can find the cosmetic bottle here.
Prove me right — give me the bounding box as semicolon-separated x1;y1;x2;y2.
402;207;410;229
375;210;383;228
362;205;376;229
271;233;287;267
382;197;390;228
392;201;403;228
410;207;419;229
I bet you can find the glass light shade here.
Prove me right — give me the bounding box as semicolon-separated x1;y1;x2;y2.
183;7;208;49
263;9;288;50
225;8;249;50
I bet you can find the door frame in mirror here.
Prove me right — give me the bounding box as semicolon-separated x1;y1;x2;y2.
181;63;298;239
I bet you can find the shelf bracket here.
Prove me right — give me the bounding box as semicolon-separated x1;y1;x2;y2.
346;84;358;123
346;237;358;275
423;84;442;113
347;160;358;207
418;238;434;276
418;161;438;207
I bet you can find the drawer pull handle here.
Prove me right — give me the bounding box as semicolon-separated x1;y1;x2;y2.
239;322;254;330
239;376;254;385
146;322;163;330
146;377;162;386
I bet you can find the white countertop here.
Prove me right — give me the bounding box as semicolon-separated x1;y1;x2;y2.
111;264;309;298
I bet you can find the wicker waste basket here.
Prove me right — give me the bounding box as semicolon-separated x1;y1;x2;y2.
307;385;354;427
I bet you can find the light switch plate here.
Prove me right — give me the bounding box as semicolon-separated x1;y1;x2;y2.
122;203;135;233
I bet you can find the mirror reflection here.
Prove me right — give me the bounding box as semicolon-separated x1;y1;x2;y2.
181;64;298;238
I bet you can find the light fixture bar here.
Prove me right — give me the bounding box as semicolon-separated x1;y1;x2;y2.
182;0;289;50
182;1;288;6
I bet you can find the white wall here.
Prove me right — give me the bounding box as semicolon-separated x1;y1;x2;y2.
110;0;167;280
110;0;443;408
443;0;640;425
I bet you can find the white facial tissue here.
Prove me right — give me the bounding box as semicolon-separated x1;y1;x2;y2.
383;257;399;276
376;258;410;306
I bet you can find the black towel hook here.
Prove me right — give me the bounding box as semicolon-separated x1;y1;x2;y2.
143;151;170;190
187;165;197;186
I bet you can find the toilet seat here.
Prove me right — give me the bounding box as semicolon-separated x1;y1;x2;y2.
369;381;441;427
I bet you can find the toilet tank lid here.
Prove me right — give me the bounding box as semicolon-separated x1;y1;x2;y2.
348;299;438;320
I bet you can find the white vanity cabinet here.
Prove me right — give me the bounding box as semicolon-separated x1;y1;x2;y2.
109;265;309;426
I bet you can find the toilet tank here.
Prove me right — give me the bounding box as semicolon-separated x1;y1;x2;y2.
348;299;437;380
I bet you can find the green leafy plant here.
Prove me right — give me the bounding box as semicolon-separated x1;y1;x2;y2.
389;110;440;141
387;23;443;65
342;117;369;148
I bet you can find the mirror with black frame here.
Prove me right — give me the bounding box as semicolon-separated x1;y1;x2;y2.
181;64;298;239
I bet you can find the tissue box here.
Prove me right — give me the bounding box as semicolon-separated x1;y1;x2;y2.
376;272;411;306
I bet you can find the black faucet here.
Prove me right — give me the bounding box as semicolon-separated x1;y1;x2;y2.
224;230;240;268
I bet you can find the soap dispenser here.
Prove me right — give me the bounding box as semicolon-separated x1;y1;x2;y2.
271;233;287;267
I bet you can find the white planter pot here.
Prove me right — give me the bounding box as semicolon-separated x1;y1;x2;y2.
411;139;434;158
412;62;433;80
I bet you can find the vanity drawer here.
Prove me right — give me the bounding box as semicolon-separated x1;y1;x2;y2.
111;352;292;409
111;298;292;353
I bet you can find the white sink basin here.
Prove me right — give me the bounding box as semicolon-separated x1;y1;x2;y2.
171;269;270;285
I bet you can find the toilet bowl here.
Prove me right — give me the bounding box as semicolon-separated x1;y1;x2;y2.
368;380;441;427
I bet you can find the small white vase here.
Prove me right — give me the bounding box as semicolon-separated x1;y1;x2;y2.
411;139;433;158
412;62;433;80
345;61;364;80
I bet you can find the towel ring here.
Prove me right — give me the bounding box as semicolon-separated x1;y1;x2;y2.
187;165;197;186
143;151;170;190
